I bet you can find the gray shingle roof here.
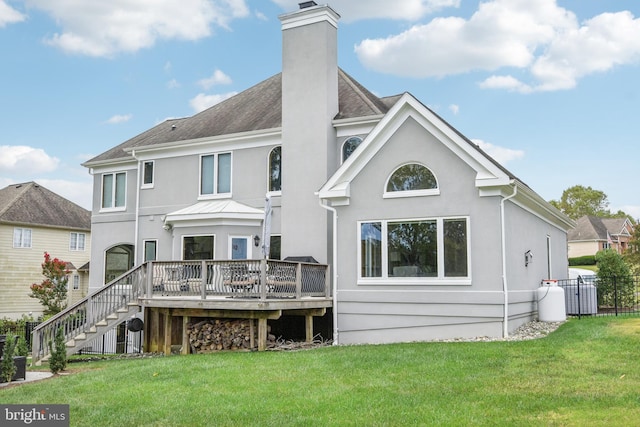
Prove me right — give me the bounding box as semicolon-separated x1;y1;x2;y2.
568;215;628;241
0;182;91;230
84;69;397;165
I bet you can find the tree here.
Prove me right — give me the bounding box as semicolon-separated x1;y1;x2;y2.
595;249;635;308
624;225;640;275
1;334;17;383
48;327;67;374
549;185;610;220
29;252;70;316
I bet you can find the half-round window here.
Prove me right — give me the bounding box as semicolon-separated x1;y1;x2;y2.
384;163;439;198
342;136;362;162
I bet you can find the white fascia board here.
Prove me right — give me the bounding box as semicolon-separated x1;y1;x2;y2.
170;216;263;228
333;115;384;138
279;5;340;30
320;92;509;201
87;160;138;174
124;128;282;161
509;181;576;231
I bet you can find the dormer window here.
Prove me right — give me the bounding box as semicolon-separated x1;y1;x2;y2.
342;136;362;162
384;163;439;198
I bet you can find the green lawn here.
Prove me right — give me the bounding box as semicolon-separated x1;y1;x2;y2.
2;317;640;426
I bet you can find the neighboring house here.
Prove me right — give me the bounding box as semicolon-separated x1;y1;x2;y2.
568;215;634;258
81;3;573;345
0;182;91;319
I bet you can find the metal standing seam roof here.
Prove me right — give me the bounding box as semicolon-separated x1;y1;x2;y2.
0;182;91;230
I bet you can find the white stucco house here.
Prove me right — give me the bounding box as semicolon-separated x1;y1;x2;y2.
73;2;574;350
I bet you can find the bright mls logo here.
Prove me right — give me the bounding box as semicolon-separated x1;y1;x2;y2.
1;405;69;426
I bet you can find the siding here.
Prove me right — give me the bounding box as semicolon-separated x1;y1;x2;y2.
0;224;91;319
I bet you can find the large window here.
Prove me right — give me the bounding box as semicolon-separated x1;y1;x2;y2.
102;172;127;209
70;232;86;251
359;217;469;283
384;163;439;198
183;235;214;260
268;146;281;193
13;228;32;248
201;153;231;197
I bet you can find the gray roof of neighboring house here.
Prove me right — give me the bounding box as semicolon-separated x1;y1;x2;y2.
0;182;91;231
84;69;397;165
568;215;629;241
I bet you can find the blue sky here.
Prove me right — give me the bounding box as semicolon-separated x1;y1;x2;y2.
1;0;639;219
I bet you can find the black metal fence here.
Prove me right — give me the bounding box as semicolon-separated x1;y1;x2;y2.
557;275;640;318
2;320;143;356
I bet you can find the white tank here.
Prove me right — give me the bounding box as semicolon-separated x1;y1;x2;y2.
537;280;566;322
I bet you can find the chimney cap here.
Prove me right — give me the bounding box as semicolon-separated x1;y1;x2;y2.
299;1;317;9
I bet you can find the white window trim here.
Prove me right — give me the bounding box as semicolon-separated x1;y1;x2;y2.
357;216;471;286
199;152;232;200
228;235;253;260
13;227;32;249
72;274;80;290
69;232;86;251
100;171;127;212
141;160;155;189
267;146;282;195
383;163;439;199
341;136;363;164
143;239;158;261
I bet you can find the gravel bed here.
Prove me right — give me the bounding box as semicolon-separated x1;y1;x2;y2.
434;320;565;343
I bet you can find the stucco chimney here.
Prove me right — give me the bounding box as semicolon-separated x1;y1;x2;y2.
279;4;340;263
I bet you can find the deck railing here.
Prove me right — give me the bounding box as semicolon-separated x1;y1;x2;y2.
32;259;330;362
31;264;146;363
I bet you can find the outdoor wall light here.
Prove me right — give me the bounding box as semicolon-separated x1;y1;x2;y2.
524;250;533;267
254;235;261;247
163;223;173;231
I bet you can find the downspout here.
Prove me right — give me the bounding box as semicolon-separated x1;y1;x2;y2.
318;197;339;345
500;181;517;338
132;150;141;265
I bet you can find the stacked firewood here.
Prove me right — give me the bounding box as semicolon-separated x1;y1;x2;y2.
187;319;276;353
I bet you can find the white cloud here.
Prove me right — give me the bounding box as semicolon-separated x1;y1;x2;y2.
38;177;93;210
472;139;524;165
0;1;26;27
449;104;459;115
105;114;132;124
197;69;232;90
616;205;640;221
271;0;459;22
189;92;238;113
355;0;640;92
24;0;250;57
0;146;60;174
167;78;180;89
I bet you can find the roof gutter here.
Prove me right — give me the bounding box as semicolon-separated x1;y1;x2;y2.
501;181;518;338
318;197;339;346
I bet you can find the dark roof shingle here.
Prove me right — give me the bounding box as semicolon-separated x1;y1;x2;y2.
0;182;91;230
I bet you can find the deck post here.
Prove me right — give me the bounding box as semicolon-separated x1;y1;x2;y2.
182;315;190;354
250;319;255;349
258;317;267;351
260;259;267;300
305;314;313;343
163;309;172;355
147;261;153;297
296;262;302;299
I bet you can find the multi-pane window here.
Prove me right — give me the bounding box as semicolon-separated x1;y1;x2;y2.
142;161;154;187
72;275;80;290
269;146;281;193
144;240;157;262
342;136;362;162
384;163;439;198
359;217;469;281
70;232;86;251
102;172;126;209
201;153;231;196
269;235;282;260
13;228;32;248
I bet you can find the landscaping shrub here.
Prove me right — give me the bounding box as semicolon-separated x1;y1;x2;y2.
595;249;635;308
1;334;17;383
48;327;67;374
569;255;596;266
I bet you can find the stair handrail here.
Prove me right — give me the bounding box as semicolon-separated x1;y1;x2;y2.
31;263;147;364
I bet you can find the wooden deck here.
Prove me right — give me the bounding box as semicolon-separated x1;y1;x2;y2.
31;259;332;364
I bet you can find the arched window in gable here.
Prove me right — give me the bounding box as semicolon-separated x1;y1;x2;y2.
342;136;362;162
384;163;439;198
269;146;281;193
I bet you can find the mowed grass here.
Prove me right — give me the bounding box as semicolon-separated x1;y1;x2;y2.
2;317;640;426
